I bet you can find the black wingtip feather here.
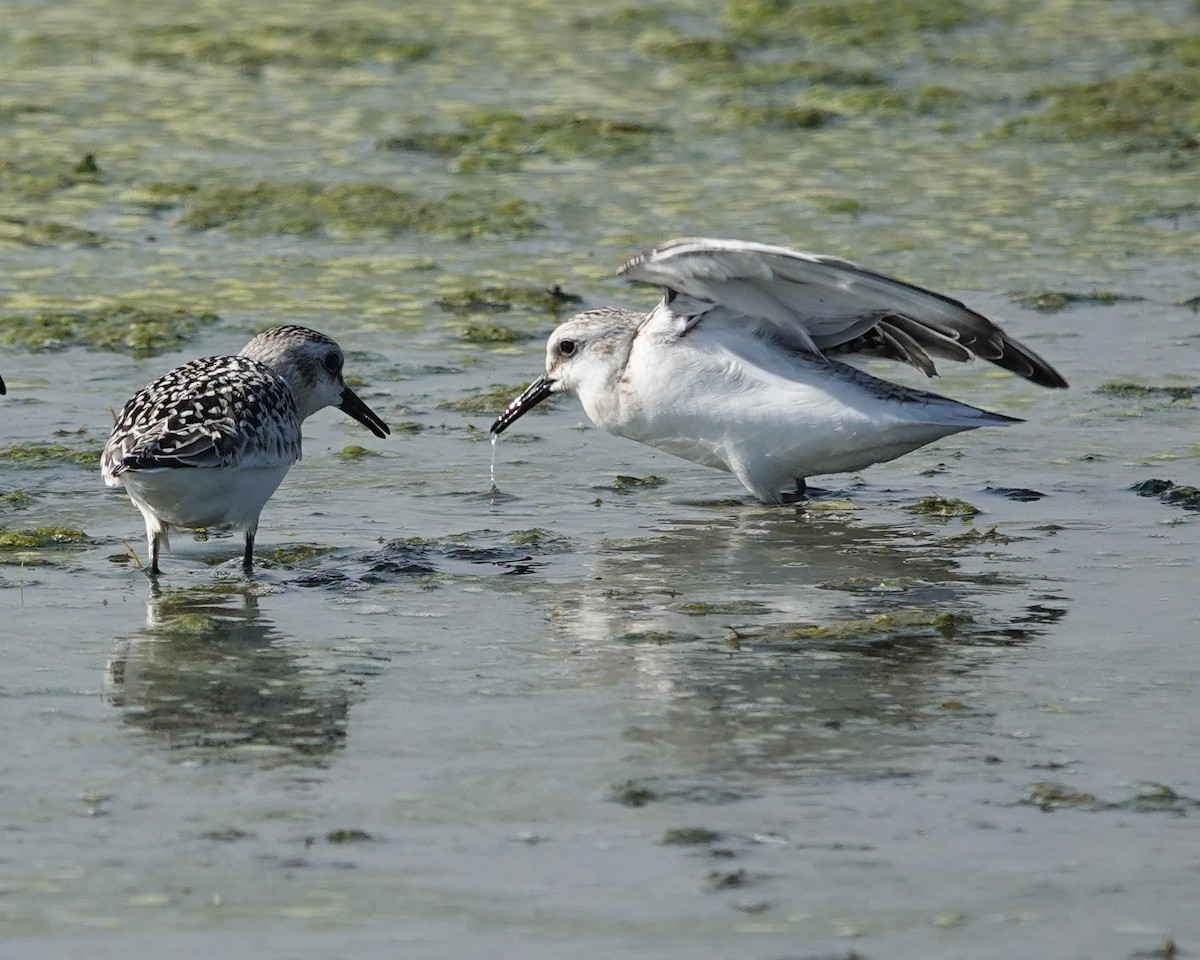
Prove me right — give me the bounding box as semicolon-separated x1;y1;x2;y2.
994;337;1069;389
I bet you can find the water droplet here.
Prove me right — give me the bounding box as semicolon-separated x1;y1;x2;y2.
489;432;500;496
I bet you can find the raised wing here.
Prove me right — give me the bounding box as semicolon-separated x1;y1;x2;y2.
619;237;1067;388
102;357;301;483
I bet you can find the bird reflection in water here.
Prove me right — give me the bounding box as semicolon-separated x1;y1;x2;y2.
106;585;351;764
540;508;1068;783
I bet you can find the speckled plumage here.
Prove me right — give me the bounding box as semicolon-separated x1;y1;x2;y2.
103;325;390;575
102;355;302;479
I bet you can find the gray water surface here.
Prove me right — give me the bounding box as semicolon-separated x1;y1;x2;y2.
2;1;1200;957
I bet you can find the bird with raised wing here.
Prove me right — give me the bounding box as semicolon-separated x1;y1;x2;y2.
103;325;391;575
491;237;1066;503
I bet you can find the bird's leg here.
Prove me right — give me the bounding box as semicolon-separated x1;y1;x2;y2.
149;535;162;577
144;517;166;577
780;477;808;504
242;528;256;575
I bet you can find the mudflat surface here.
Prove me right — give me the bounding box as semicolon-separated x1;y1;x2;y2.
1;2;1198;957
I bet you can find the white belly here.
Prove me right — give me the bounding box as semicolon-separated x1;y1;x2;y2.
609;337;999;502
119;465;292;531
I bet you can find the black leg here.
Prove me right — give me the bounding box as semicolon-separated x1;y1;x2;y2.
243;529;255;574
780;477;808;504
149;535;162;577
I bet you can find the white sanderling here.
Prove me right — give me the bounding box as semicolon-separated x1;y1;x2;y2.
491;237;1067;503
103;325;391;575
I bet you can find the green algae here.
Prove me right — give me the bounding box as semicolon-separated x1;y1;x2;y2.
1117;784;1200;815
773;62;886;87
1015;69;1200;152
507;528;570;548
943;526;1015;545
611;474;667;492
268;544;338;566
905;495;980;518
1133;479;1200;512
455;325;532;345
649;36;887;90
789;83;965;120
0;217;105;248
818;575;923;593
436;283;581;315
0;491;35;508
1141;938;1180;960
784;607;974;642
0;442;101;467
661;827;722;846
142;583;258;617
325;828;373;844
711;53;887;89
1144;35;1200;67
0;526;91;549
1023;781;1200;814
1013;290;1142;312
635;31;740;64
929;611;973;639
706;868;749;890
725;0;972;46
382;110;667;172
155;612;219;636
438;383;539;414
0;153;102;200
168;181;539;239
609;779;744;807
1026;777;1097;810
716;104;839;131
0;304;215;357
334;445;378;462
128;23;432;72
801;498;860;512
674;599;769;616
818;195;868;215
1098;382;1198;401
610;781;659;807
617;630;701;646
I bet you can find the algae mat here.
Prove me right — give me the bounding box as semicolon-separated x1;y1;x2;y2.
1;1;1199;958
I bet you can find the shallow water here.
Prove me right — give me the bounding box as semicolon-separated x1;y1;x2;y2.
2;1;1200;957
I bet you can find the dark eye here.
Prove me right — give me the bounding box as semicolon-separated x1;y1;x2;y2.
323;351;343;374
558;339;577;357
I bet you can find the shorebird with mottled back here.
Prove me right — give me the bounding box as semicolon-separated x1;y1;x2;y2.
103;325;391;575
491;238;1067;503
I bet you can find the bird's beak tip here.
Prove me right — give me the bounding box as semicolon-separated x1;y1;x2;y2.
490;375;554;435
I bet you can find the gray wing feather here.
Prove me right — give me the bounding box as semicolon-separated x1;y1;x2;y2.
620;237;1067;388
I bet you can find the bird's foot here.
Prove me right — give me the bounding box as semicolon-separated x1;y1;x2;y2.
780;479;808;504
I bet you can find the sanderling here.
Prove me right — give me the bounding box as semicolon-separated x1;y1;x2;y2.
103;325;390;575
491;237;1066;503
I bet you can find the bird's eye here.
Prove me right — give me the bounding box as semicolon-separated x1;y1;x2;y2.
558;339;577;357
323;351;343;374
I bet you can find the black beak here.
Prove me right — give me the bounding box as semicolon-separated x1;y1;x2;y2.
490;376;554;435
0;373;5;395
338;385;391;438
